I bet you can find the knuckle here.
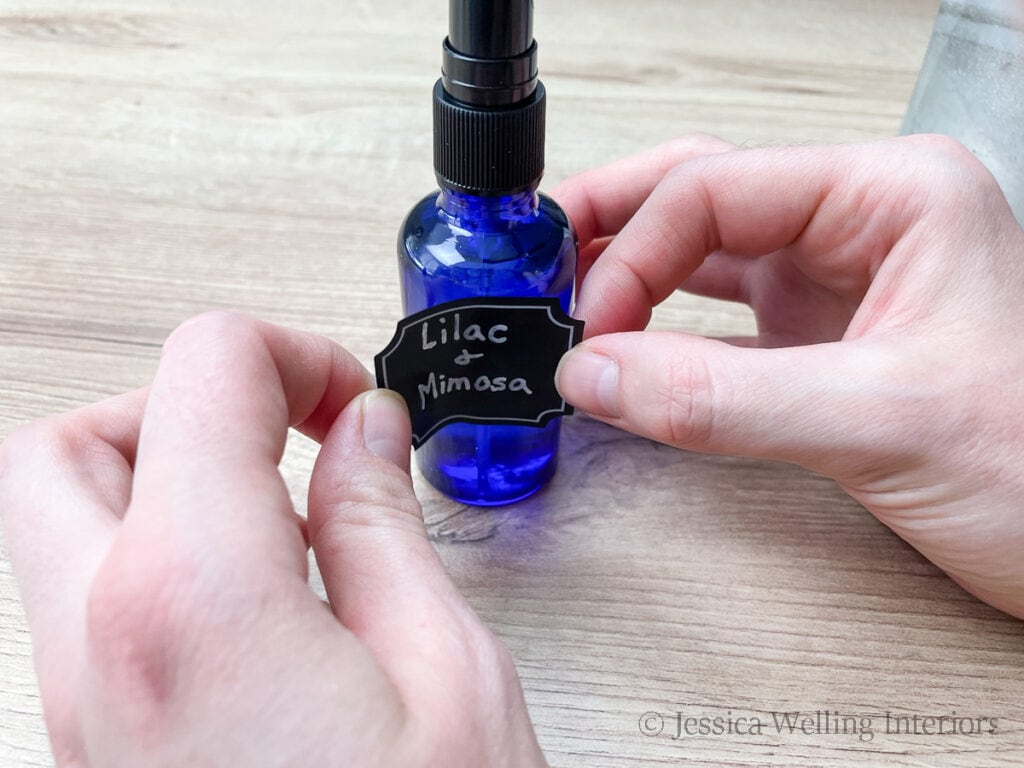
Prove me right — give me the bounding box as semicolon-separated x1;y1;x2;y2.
459;624;520;704
309;464;424;544
436;618;519;706
907;133;975;164
2;419;66;464
660;165;720;253
84;537;202;705
904;134;1002;195
1;418;87;487
475;629;519;687
661;160;698;190
402;621;521;760
162;309;260;357
651;354;716;449
0;418;100;535
343;464;422;520
660;133;735;164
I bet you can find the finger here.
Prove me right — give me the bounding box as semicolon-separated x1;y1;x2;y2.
66;387;148;512
573;137;962;338
550;133;737;250
127;311;373;577
575;236;612;290
711;336;761;347
307;390;477;697
677;251;752;304
556;331;903;474
0;389;147;760
0;389;148;627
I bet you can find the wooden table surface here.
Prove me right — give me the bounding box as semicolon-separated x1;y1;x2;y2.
3;0;1023;766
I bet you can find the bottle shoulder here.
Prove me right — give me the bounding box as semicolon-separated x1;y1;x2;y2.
398;189;577;309
399;189;576;268
400;190;572;232
538;191;574;233
401;190;442;227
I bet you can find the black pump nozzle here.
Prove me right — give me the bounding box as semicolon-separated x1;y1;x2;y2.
442;0;538;107
449;0;532;59
433;0;546;195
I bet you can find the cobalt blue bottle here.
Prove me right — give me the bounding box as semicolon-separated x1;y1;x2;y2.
398;0;577;505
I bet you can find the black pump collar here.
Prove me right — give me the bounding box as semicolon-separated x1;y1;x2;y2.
433;0;546;195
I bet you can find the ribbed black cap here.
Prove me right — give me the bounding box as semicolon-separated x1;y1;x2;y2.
434;80;545;195
433;0;546;195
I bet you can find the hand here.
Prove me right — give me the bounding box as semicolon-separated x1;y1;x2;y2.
0;312;546;768
553;134;1024;619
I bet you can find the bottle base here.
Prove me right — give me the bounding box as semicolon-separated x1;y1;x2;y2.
416;422;560;506
437;481;547;507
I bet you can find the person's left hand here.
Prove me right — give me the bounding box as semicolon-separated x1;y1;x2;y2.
0;312;547;768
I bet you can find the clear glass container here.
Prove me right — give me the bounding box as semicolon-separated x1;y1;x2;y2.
902;0;1024;224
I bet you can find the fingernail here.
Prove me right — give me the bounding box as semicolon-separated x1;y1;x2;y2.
361;390;411;470
556;347;620;418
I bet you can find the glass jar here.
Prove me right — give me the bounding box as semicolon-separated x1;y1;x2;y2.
902;0;1024;224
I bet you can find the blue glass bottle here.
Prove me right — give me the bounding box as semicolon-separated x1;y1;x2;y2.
399;186;577;505
397;0;575;504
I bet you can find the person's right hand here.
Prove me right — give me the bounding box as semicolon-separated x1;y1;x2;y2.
553;134;1024;619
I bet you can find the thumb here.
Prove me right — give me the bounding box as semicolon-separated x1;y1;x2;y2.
307;389;473;674
555;331;898;474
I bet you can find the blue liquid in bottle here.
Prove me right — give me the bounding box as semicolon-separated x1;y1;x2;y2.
399;187;576;505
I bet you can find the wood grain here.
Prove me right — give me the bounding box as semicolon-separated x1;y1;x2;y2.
3;0;1023;766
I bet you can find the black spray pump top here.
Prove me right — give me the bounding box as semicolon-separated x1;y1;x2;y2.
434;0;546;195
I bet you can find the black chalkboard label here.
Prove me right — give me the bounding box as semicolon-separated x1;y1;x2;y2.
375;297;585;449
